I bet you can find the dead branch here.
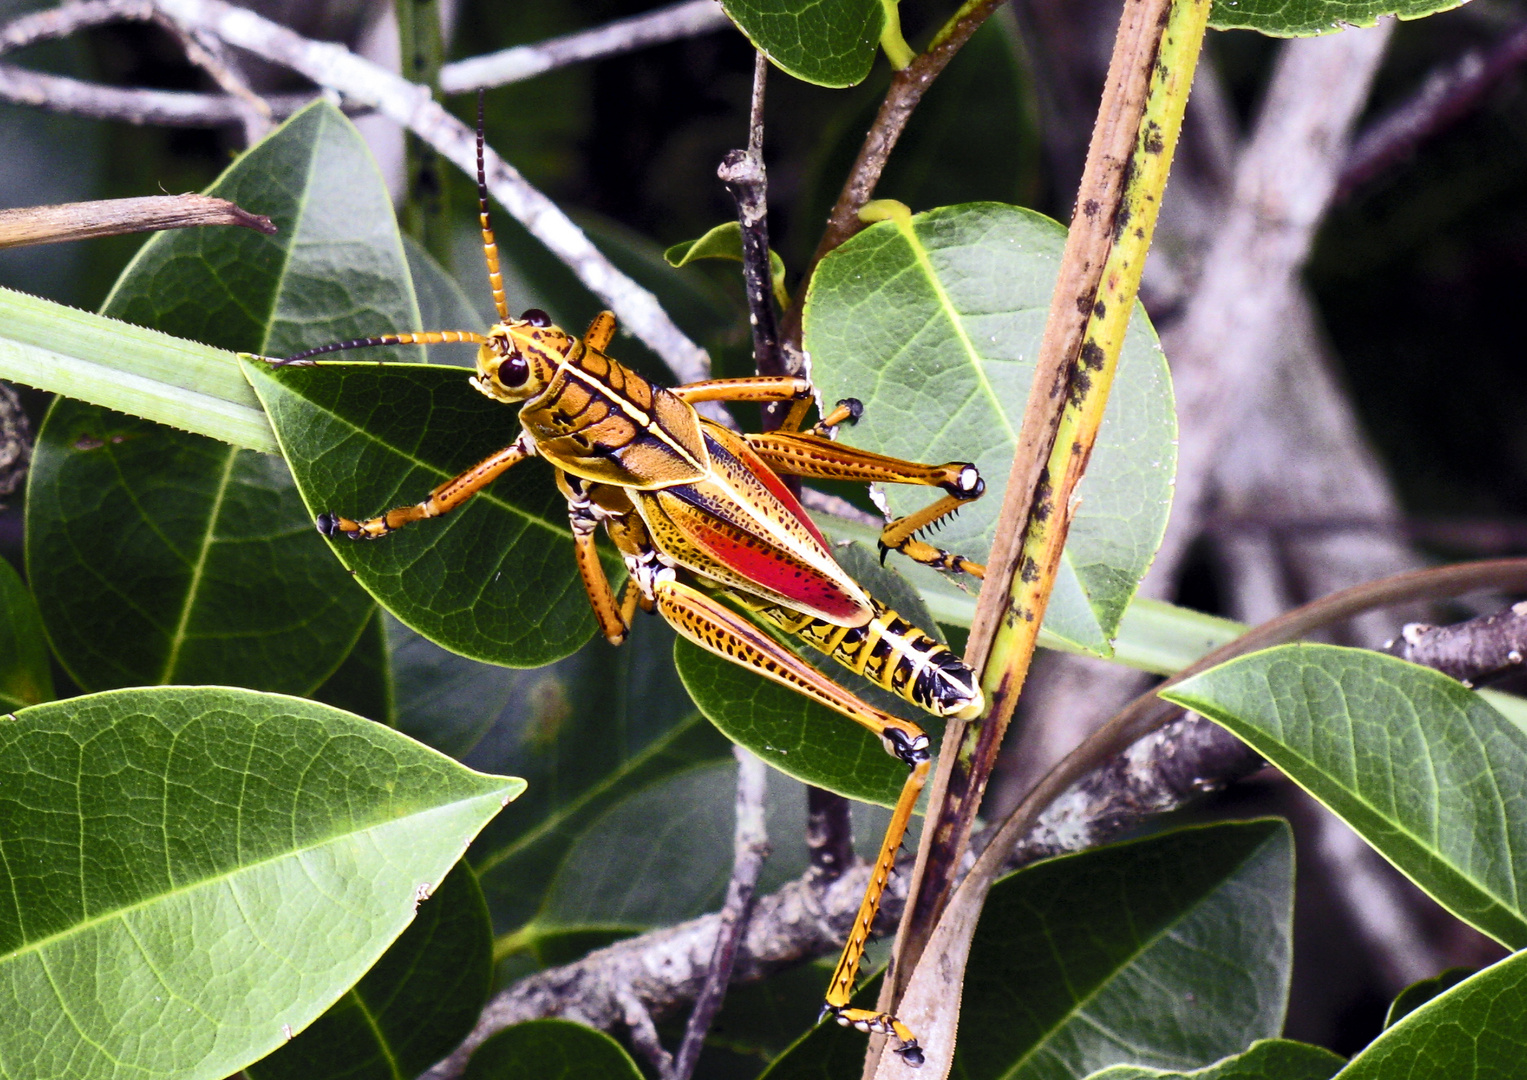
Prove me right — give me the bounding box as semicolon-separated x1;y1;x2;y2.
1394;601;1527;687
0;194;274;249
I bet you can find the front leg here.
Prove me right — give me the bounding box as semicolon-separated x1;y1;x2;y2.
318;433;534;540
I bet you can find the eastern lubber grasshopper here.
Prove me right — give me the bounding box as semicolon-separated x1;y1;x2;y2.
274;104;988;1066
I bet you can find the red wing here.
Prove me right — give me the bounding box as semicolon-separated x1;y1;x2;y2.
635;429;872;626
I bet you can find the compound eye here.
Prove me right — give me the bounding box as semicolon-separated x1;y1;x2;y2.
498;353;530;388
520;308;551;328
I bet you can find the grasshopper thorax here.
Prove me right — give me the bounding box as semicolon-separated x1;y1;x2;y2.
472;309;574;404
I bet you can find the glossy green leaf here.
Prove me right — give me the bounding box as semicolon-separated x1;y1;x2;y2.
531;761;741;938
24;101;413;694
503;750;902;977
719;0;884;88
804;202;1176;656
246;859;492;1080
1208;0;1468;38
26;400;373;694
1333;949;1527;1079
0;686;521;1080
1383;966;1475;1029
0;556;52;708
666;222;791;310
463;1019;643;1080
1163;644;1527;948
1083;1040;1345;1080
953;821;1293;1080
675;543;949;805
243;359;597;667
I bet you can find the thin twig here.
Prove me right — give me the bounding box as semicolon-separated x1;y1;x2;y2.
0;0;149;52
152;10;271;144
805;784;855;883
1338;21;1527;201
779;0;1010;348
719;51;788;397
670;747;770;1080
619;988;676;1079
1393;601;1527;687
438;0;731;93
0;62;336;125
0;194;274;248
149;0;712;385
889;0;1197;1021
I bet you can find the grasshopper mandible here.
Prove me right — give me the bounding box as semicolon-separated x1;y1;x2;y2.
275;101;988;1065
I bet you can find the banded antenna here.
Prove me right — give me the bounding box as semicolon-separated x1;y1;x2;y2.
278;331;491;366
478;89;510;323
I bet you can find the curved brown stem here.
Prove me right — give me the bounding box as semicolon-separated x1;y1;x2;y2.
778;0;1011;349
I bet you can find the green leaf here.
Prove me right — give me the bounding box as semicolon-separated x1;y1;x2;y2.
501;748;904;973
719;0;884;88
405;234;484;368
675;544;949;805
0;286;274;453
761;822;1293;1080
310;606;393;724
243;359;598;667
1332;950;1527;1079
531;761;742;936
246;859;492;1080
1163;644;1527;948
462;616;730;939
25;400;373;694
0;686;521;1080
0;556;53;708
23;101;420;693
666;222;791;310
1082;1040;1345;1080
1383;967;1476;1029
463;1019;643;1080
804;202;1176;656
1208;0;1468;38
953;821;1293;1080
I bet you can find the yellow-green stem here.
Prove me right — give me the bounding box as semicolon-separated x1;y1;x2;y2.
878;0;914;69
885;0;1212;1016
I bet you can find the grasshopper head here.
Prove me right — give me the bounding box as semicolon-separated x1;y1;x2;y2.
473;309;573;403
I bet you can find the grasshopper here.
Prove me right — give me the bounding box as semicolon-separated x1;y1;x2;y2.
276;105;988;1065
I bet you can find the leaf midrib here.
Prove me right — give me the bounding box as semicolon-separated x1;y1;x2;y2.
1186;697;1527;947
0;787;508;969
997;839;1274;1080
